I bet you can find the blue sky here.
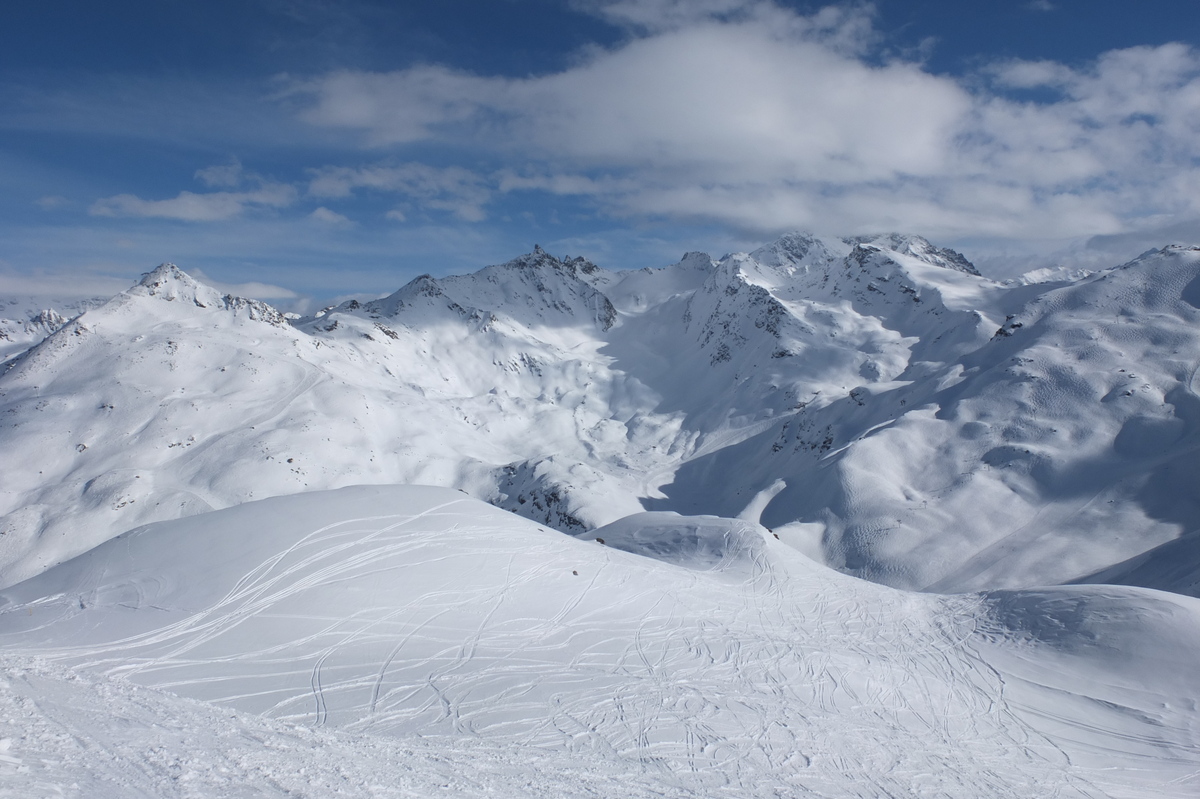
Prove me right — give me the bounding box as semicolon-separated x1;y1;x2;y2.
3;0;1199;306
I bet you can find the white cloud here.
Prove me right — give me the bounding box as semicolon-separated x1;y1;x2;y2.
574;0;760;32
0;269;131;302
187;268;300;301
34;195;69;210
195;158;244;188
575;0;876;52
532;27;960;181
300;11;965;182
296;66;509;147
309;206;355;227
496;171;636;196
309;162;492;221
966;44;1200;212
286;3;1200;244
89;184;297;222
92;155;303;223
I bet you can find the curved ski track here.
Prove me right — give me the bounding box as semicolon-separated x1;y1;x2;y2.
4;492;1191;797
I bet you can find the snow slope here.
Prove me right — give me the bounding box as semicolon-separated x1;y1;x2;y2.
2;486;1198;798
661;245;1200;592
0;295;104;365
2;237;1200;596
0;653;702;799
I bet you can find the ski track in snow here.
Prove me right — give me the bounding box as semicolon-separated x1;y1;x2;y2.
2;487;1196;798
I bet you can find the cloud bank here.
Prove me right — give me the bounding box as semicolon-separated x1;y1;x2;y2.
90;164;297;222
286;1;1200;244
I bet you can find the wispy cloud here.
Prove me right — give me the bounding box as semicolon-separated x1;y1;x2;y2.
573;0;763;32
294;66;508;147
187;268;301;301
34;195;70;210
90;160;298;222
89;184;298;222
308;206;355;227
308;162;492;221
574;0;876;50
195;158;245;188
0;269;132;302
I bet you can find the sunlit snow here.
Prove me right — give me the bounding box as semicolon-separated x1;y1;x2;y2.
2;232;1200;797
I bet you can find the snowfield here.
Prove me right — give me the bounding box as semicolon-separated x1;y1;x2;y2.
3;486;1199;798
2;232;1200;796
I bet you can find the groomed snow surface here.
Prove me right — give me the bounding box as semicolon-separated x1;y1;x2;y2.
3;487;1199;798
3;233;1200;796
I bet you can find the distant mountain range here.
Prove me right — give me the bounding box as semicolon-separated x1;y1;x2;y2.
2;233;1199;597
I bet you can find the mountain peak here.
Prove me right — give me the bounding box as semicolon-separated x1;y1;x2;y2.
678;251;717;271
846;234;980;276
497;246;602;276
132;263;226;308
405;273;444;296
127;263;287;325
138;262;202;292
1161;244;1200;255
503;246;560;271
748;232;852;270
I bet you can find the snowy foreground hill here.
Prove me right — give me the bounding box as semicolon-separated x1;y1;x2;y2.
4;486;1200;797
2;233;1200;796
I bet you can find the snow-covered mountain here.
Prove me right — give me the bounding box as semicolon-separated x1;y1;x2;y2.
3;235;1200;597
4;232;1200;797
659;243;1200;592
0;295;105;365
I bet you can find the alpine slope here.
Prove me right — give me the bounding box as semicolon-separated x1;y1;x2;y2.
2;486;1198;798
3;234;1200;594
2;232;1200;797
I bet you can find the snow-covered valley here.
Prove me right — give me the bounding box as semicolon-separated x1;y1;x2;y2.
2;233;1200;796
